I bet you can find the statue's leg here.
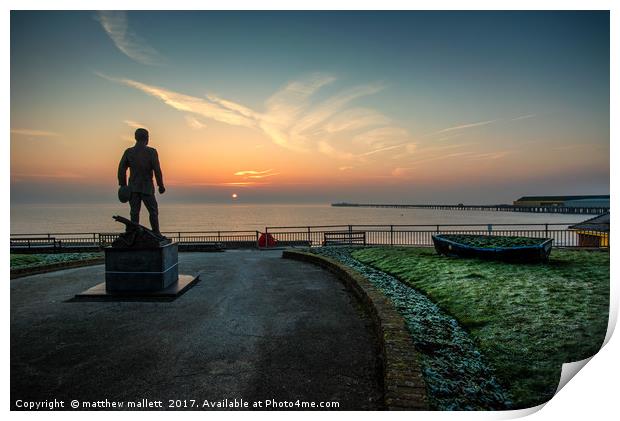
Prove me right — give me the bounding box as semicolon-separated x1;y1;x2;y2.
143;194;160;234
129;193;142;226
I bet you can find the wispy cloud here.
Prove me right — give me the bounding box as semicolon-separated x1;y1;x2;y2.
349;127;418;159
394;151;477;172
512;114;536;121
205;94;258;119
234;169;280;179
234;169;274;176
124;120;146;129
436;133;463;142
391;148;511;178
339;166;353;171
109;75;256;128
466;151;512;160
418;142;475;154
100;72;415;159
11;129;61;137
96;11;163;65
247;174;279;179
358;143;406;157
177;181;271;187
353;127;409;147
324;108;390;134
430;119;497;135
220;181;269;187
185;115;206;129
392;142;473;161
391;143;418;160
426;114;535;138
289;83;383;138
318;141;355;160
391;167;415;178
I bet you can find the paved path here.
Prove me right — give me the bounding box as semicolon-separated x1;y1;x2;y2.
11;250;382;410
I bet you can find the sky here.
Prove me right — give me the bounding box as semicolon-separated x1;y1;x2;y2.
10;11;610;204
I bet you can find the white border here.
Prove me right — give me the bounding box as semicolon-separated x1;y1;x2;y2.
4;2;616;420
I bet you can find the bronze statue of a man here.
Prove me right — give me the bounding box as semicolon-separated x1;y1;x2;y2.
118;128;166;234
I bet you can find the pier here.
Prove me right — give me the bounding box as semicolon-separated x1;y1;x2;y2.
331;202;609;215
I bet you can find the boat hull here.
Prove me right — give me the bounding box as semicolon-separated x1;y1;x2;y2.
432;235;553;263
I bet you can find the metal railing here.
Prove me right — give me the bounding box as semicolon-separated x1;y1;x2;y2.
10;223;608;253
10;230;261;253
263;223;608;248
166;230;260;249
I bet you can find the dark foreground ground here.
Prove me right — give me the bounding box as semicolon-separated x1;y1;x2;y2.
11;250;382;410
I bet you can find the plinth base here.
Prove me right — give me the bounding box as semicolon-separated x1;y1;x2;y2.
105;243;178;292
73;274;200;302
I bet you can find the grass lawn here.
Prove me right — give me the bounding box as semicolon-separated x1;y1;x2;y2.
10;253;103;270
351;247;609;408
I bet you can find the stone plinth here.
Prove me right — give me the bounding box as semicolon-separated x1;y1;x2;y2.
105;242;179;292
74;218;199;301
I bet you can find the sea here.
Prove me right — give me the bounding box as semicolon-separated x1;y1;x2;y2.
10;203;588;234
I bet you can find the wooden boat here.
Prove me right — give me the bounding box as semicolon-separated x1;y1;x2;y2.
432;234;553;263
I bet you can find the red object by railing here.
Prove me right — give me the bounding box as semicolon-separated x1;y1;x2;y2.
258;232;278;248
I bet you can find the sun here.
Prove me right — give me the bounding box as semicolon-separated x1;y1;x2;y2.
232;193;238;199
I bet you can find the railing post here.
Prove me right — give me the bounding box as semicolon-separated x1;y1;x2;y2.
178;232;181;243
256;231;260;249
307;227;311;246
390;225;394;246
436;225;439;233
265;227;269;248
488;224;493;234
348;225;352;245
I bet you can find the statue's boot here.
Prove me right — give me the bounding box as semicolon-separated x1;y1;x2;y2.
150;215;161;235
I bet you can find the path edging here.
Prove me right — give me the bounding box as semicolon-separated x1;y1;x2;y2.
282;250;429;410
10;258;104;279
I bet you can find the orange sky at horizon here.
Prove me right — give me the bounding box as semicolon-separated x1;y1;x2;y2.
10;12;609;204
11;116;608;193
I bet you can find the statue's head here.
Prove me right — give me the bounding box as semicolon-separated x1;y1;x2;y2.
135;128;149;145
